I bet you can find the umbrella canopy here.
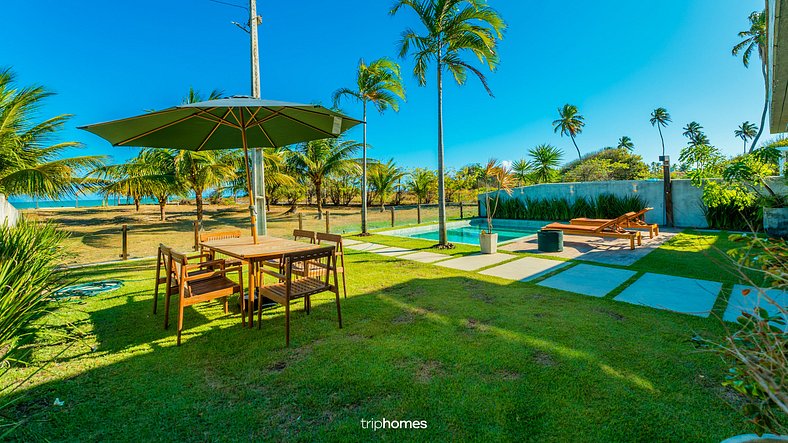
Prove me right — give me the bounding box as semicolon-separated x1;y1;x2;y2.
80;96;363;243
79;97;363;150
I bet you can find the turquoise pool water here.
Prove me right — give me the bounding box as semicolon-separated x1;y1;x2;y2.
409;224;538;245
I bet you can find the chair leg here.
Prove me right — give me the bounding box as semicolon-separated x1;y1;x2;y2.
257;292;263;329
335;288;342;329
164;288;172;329
223;296;229;314
177;303;184;346
637;233;642;246
630;236;635;250
341;271;348;299
153;252;161;314
285;300;291;347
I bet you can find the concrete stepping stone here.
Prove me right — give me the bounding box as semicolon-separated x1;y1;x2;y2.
342;239;363;246
479;257;570;282
398;251;450;263
614;273;722;317
723;285;787;329
344;243;388;252
435;253;513;272
537;264;636;297
373;246;416;257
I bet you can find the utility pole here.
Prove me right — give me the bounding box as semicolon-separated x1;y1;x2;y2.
249;0;267;235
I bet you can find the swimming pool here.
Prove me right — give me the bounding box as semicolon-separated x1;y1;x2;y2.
385;219;543;245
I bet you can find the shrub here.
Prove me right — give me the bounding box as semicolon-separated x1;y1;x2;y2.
702;181;761;231
493;193;647;221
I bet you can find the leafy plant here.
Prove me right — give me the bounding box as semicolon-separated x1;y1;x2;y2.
480;159;514;233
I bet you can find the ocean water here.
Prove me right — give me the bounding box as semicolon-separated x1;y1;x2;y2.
11;197;159;209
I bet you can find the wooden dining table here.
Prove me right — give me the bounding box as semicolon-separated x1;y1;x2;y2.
200;235;323;328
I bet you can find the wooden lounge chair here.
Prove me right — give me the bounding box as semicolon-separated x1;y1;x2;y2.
542;213;643;250
258;246;341;347
153;244;212;315
168;250;244;345
569;207;659;238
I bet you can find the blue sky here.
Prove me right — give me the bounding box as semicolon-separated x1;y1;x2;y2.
1;0;769;175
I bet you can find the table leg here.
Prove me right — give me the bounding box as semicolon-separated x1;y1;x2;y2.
247;261;256;328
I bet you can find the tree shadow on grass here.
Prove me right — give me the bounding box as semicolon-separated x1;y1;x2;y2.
5;273;748;441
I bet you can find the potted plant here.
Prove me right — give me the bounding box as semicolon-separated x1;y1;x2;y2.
480;159;514;254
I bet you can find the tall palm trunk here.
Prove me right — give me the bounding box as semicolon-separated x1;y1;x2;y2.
315;178;323;218
436;50;448;246
134;196;140;212
361;101;369;234
657;125;666;157
751;60;768;152
195;188;204;228
158;195;167;221
571;136;581;159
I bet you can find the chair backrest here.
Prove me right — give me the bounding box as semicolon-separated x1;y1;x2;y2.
282;246;335;288
168;250;190;282
158;243;173;272
630;207;653;221
316;232;343;254
200;229;242;243
596;212;637;231
293;229;317;244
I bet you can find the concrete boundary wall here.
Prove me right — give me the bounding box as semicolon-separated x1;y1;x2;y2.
0;194;19;226
478;178;787;228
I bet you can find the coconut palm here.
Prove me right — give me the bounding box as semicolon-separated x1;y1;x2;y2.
391;0;506;247
617;136;634;151
552;104;585;159
734;121;759;154
333;58;406;234
682;122;709;146
367;159;407;210
511;159;532;186
288;138;361;217
733;10;768;152
0;68;104;198
409;168;437;205
649;107;671;157
528;144;563;184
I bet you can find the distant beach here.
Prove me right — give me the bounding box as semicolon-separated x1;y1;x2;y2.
11;197;159;210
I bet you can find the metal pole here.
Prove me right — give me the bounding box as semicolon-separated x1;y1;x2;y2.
120;224;128;260
660;155;674;227
249;0;267;236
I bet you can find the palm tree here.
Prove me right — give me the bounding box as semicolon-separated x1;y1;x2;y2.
367;159;406;210
649;107;671;157
553;104;585;159
333;58;406;235
391;0;505;247
682;122;709;146
0;68;105;198
734;121;758;154
528;144;563;184
617;136;634;151
409;168;437;205
288;138;361;217
511;159;532;186
733;10;768;152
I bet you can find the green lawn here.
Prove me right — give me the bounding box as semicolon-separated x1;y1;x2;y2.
3;232;754;441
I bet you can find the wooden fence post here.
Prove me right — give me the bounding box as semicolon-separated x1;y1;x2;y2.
417;203;421;224
298;212;303;230
325;211;330;233
390;207;395;227
460;202;464;219
193;221;199;251
120;224;128;260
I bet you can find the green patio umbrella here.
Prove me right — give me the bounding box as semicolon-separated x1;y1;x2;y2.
80;96;363;243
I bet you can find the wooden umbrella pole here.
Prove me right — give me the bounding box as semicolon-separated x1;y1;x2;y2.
241;114;258;244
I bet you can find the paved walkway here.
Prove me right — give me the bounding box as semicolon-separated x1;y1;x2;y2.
345;239;785;323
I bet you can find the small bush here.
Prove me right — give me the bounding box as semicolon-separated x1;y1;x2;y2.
492;193;647;221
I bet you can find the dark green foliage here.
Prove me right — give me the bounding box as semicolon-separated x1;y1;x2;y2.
493;193;647;221
703;203;761;231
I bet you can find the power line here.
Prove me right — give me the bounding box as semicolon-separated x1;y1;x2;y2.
207;0;248;13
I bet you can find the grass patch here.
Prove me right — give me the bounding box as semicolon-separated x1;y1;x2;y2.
1;249;752;441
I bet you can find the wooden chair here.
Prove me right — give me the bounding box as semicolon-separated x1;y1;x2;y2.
569;208;660;238
542;213;643;250
167;250;244;345
316;232;348;298
258;246;341;347
264;229;317;272
153;244;212;315
200;229;244;266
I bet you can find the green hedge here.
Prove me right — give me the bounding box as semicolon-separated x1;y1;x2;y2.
703;204;762;231
491;193;648;221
